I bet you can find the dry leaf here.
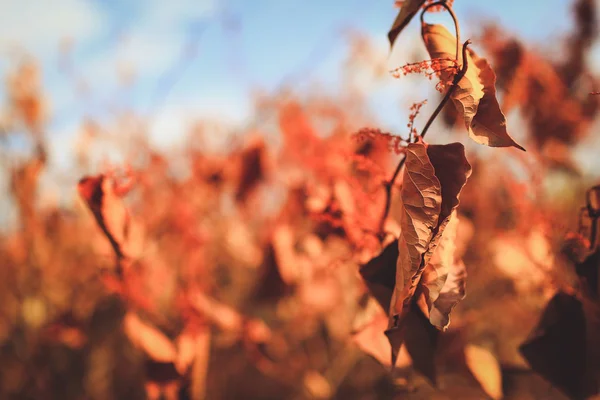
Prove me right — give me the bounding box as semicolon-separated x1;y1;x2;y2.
419;213;467;330
520;292;587;399
465;344;503;400
470;54;525;151
123;313;177;363
388;142;470;364
429;259;466;330
352;309;411;368
359;239;399;314
392;142;442;320
403;302;439;383
422;24;525;151
388;0;426;48
78;174;144;260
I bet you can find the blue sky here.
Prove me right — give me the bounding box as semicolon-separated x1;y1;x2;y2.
0;0;597;227
0;0;578;150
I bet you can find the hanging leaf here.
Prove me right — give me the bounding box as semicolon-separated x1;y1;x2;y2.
465;344;503;400
386;142;471;365
392;143;442;321
403;301;440;383
388;0;426;49
429;260;466;330
419;213;462;328
519;292;587;399
359;239;399;314
422;24;525;151
470;53;526;151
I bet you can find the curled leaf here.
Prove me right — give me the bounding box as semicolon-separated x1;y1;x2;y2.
419;213;466;330
422;24;525;151
470;53;526;151
387;142;471;363
393;143;442;319
429;260;466;330
78;174;144;261
388;0;426;49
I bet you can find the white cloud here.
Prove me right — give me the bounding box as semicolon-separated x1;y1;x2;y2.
0;0;107;55
147;93;252;149
79;0;216;92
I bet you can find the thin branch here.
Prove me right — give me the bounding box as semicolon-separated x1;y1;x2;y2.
421;39;471;140
378;152;407;235
420;1;460;62
377;40;471;234
420;1;460;61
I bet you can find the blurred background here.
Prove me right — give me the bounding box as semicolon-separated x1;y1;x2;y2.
1;0;600;399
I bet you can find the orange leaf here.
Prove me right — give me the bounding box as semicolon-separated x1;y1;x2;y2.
465;344;503;400
78;174;144;260
422;24;525;151
388;142;470;364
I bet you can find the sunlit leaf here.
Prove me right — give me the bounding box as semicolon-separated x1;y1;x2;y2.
78;174;144;260
465;344;503;400
387;142;470;364
429;260;466;330
422;24;525;151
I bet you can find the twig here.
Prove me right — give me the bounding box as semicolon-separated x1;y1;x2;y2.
420;39;471;141
420;1;460;62
377;40;471;234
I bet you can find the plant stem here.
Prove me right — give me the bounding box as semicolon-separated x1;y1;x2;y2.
377;40;471;235
421;39;471;140
420;1;460;61
378;153;407;234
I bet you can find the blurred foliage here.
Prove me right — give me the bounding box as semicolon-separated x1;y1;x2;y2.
0;1;600;399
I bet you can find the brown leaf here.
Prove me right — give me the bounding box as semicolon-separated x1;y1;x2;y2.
422;24;525;151
388;0;426;49
123;312;177;363
465;344;503;400
419;213;465;329
429;260;466;330
359;239;399;314
392;143;442;319
78;174;144;260
404;301;439;382
352;306;411;368
470;53;526;151
388;143;470;364
519;292;588;399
